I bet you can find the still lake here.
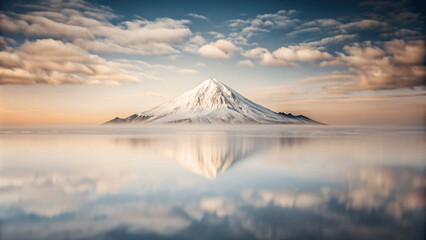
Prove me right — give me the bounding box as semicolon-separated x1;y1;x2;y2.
0;125;425;240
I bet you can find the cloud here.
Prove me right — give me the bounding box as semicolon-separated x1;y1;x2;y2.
228;19;250;28
113;59;199;80
340;19;394;32
75;17;191;55
0;39;138;85
243;47;294;66
319;39;425;91
207;31;225;39
183;35;206;53
299;17;414;38
260;52;297;66
227;10;299;45
0;12;95;39
302;18;342;28
177;68;199;74
286;27;321;37
243;47;270;59
272;45;333;62
385;39;425;65
237;59;255;68
243;45;332;66
0;0;192;56
254;9;298;28
187;13;209;21
198;39;240;59
381;29;422;38
0;36;9;51
304;34;358;46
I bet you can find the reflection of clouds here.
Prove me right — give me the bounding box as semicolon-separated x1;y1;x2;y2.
339;167;425;219
241;167;424;219
179;167;425;240
2;166;424;240
0;170;137;216
245;189;327;209
200;197;236;217
116;135;272;179
4;201;191;240
82;201;190;236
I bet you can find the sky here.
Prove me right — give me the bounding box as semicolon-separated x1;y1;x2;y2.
0;0;425;125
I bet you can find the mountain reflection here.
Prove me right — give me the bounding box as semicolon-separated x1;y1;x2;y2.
115;135;273;179
1;127;424;240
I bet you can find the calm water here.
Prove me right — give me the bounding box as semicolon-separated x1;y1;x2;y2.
0;125;425;240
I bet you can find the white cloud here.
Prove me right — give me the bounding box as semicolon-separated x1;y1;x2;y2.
0;1;192;56
304;34;358;47
0;13;95;39
260;52;296;66
242;47;270;59
113;59;199;78
187;13;209;21
227;10;299;45
189;35;206;45
340;19;394;32
272;45;333;62
243;45;332;66
302;18;342;28
254;9;298;28
177;68;199;74
183;35;207;53
198;39;240;59
237;59;255;68
319;40;426;91
198;45;228;59
244;48;292;66
0;39;138;85
287;27;321;37
207;31;225;39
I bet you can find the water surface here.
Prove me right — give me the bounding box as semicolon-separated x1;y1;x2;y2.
0;125;424;240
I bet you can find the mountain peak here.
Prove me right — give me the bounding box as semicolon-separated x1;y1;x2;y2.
104;78;322;124
197;78;223;90
198;78;219;88
207;77;218;82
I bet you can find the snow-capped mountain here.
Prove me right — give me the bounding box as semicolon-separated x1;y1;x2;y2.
105;78;322;124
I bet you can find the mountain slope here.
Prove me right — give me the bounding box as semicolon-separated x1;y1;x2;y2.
105;78;322;124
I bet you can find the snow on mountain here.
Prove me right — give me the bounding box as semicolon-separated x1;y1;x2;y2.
105;78;323;124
